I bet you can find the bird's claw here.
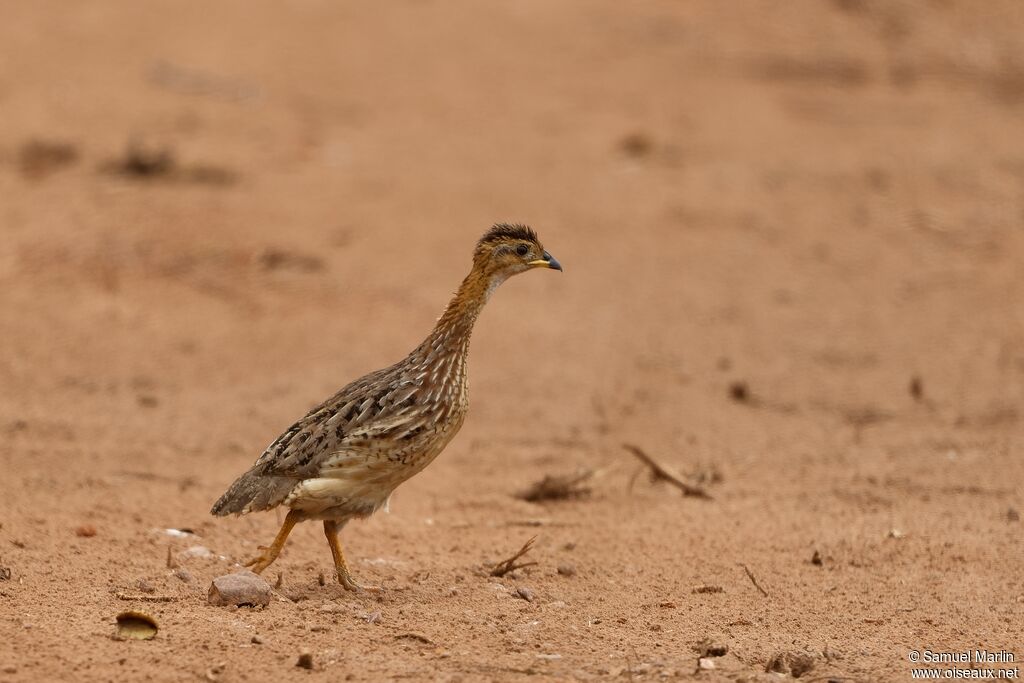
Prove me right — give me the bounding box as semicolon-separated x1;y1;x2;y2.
244;553;274;574
338;571;380;593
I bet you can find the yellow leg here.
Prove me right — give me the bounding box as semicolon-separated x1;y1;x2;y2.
245;509;301;574
324;520;369;592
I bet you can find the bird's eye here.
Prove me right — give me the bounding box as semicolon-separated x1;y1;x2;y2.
515;244;529;256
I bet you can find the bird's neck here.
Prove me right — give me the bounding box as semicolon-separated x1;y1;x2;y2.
418;267;500;359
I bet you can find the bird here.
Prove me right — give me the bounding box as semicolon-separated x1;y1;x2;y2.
211;224;561;590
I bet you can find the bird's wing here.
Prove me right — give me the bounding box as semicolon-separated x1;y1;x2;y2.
251;364;425;478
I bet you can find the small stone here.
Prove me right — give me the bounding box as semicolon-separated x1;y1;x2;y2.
514;586;535;602
811;550;823;566
251;635;264;644
698;657;716;670
174;568;194;583
556;564;576;577
136;578;156;594
363;611;381;624
208;570;272;607
296;650;314;669
74;524;97;537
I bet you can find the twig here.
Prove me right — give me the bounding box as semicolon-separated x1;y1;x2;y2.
115;592;177;602
740;563;769;597
622;444;712;499
489;536;538;577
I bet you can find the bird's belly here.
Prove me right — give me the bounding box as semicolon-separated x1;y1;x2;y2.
285;411;466;520
285;472;397;520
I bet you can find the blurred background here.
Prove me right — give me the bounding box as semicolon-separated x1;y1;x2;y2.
1;1;1022;680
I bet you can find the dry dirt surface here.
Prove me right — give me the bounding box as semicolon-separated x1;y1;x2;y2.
1;2;1023;681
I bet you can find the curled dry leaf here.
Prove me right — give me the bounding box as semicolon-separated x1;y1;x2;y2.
115;611;158;640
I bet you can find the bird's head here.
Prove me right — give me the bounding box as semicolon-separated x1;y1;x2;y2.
472;224;562;284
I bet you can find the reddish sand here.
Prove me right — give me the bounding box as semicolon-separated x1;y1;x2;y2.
1;2;1022;681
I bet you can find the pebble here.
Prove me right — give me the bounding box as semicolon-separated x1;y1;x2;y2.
514;586;535;602
700;640;729;657
556;563;577;577
174;568;194;583
208;570;272;607
296;650;314;669
251;635;265;645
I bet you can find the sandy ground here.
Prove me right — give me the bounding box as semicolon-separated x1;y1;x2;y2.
1;1;1023;681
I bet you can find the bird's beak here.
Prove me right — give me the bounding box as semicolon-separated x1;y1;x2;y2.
529;252;562;271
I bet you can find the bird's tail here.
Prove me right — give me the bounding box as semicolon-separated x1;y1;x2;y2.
210;470;297;516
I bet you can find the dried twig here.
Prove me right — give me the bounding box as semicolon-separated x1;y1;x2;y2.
740;563;769;597
115;592;177;602
517;470;593;502
489;536;538;577
622;444;712;499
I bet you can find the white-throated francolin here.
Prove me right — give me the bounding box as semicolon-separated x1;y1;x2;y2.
211;224;561;590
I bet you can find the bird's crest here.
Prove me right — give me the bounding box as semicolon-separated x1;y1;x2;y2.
477;223;538;247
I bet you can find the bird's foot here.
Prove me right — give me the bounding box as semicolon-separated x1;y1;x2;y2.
337;569;380;593
244;547;276;574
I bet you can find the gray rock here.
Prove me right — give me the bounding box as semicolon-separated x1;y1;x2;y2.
208;570;272;607
514;586;535;602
